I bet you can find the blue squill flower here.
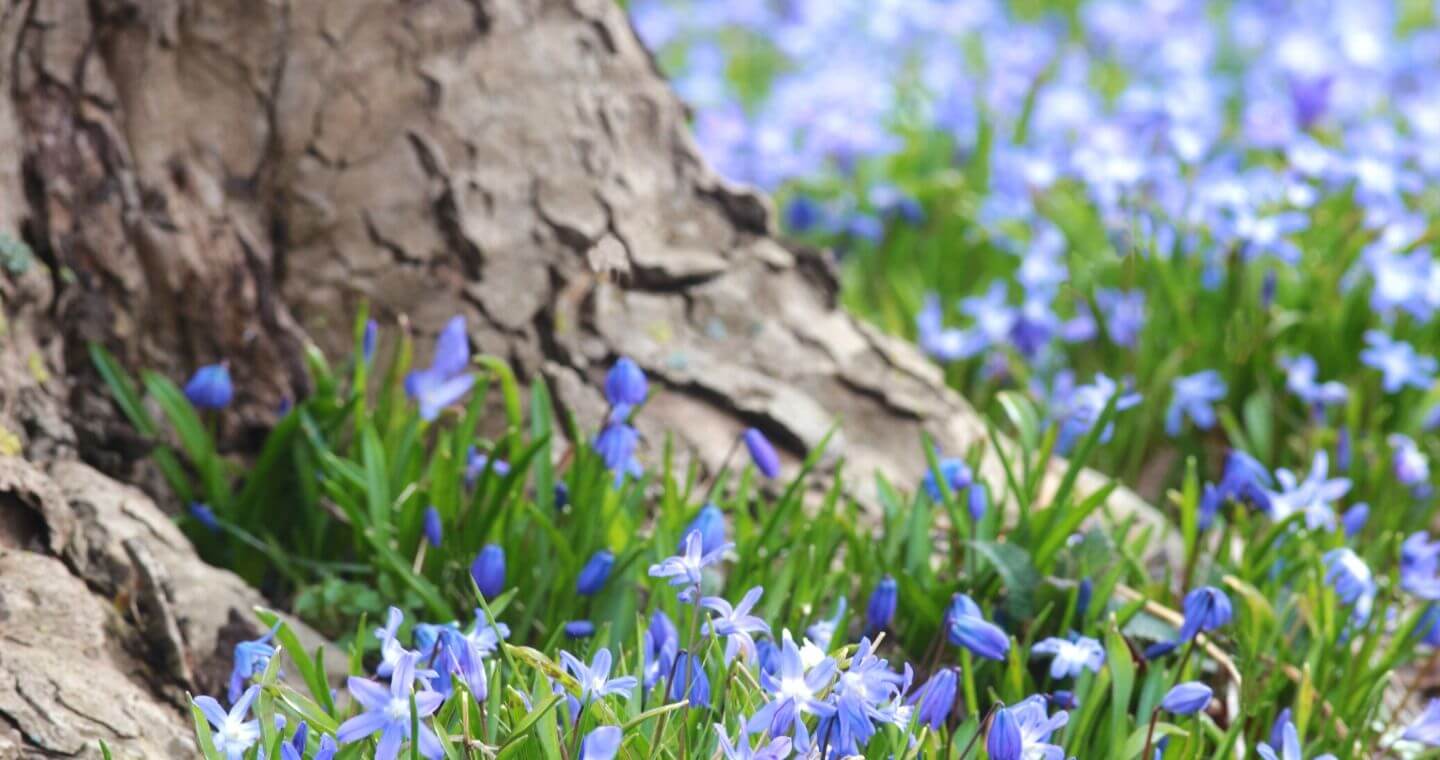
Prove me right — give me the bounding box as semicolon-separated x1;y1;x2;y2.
1031;636;1105;679
362;319;378;362
564;620;596;639
336;652;444;760
1166;371;1226;436
969;482;989;522
922;457;972;501
1270;709;1292;750
907;668;958;730
464;448;511;486
228;626;277;704
190;502;221;533
649;530;732;601
642;611;678;690
1280;355;1347;410
783;195;825;233
1323;548;1376;625
865;576;898;636
1160;682;1213;715
1144;640;1179;660
577;550;615;596
422;507;443;547
1404;700;1440;746
1341;504;1369;538
748;632;838;750
404;316;475;421
1095;288;1145;348
916;293;973;362
701;586;770;662
185;364;234;410
594;423;642;486
560;648;638;703
1390;434;1430;485
1361;331;1437;393
282;726;337;760
743;428;782;478
987;696;1068;760
1054;373;1141;452
194;686;261;760
1179;586;1233;642
605;356;648;412
471;544;505;600
715;724;792;760
438;628;487;702
1402;533;1440;599
946;593;1010;661
1267;451;1350;531
805;596;847;653
1257;719;1337;760
679;504;726;555
828;637;905;749
580;726;622;760
1077;579;1093;619
669;651;710;708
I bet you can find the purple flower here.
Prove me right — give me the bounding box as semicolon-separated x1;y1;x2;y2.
648;530;732;601
642;610;678;690
1031;636;1105;679
605;357;648;411
1258;719;1337;760
185;364;234;410
1054;373;1142;451
580;726;623;760
946;593;1011;661
1324;548;1376;625
668;651;710;708
471;544;505;600
959;282;1018;356
701;586;770;663
1341;503;1369;538
987;696;1068;760
715;723;792;759
594;423;642;485
748;632;838;750
743;428;782;478
907;668;958;730
577;550;615;596
560;648;638;703
1361;331;1437;393
193;686;260;760
680;504;727;555
916;293;976;362
1166;370;1226;436
1390;434;1430;485
404;316;475;420
1160;681;1212;715
865;576;898;636
1267;451;1350;531
1401;532;1440;599
227;626;277;704
1179;586;1232;642
336;652;444;760
422;506;443;547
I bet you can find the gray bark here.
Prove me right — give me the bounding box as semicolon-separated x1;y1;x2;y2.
0;0;1164;756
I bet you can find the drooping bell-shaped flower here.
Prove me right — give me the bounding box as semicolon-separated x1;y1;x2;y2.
185;364;234;409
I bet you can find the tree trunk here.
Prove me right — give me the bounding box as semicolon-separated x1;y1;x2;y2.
0;1;1162;755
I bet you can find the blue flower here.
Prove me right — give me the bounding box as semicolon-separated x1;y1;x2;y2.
668;651;710;708
987;696;1068;760
743;428;782;478
946;593;1011;661
1270;709;1292;750
190;502;221;533
783;195;825;233
336;652;444;760
969;482;989;522
594;423;642;486
1280;355;1347;409
362;319;379;363
281;724;337;760
1144;640;1179;660
471;544;505;600
922;457;972;501
642;611;678;690
1390;434;1430;485
715;723;792;759
1053;373;1142;452
184;364;234;410
193;686;260;760
805;596;847;653
605;356;648;410
1323;548;1376;625
1258;719;1337;760
227;626;277;704
1031;636;1105;679
404;316;475;421
580;726;623;760
1076;578;1093;619
1402;532;1440;599
680;504;727;556
1341;503;1369;538
560;648;638;703
907;667;958;730
1165;370;1226;436
464;448;511;486
1160;682;1213;715
577;550;615;596
422;506;443;547
1096;288;1145;348
1179;586;1232;642
865;576;898;636
827;637;905;750
650;530;731;602
564;620;596;639
1267;451;1350;531
701;586;770;662
1403;699;1440;746
916;293;974;362
1361;330;1437;393
748;632;838;751
437;628;488;702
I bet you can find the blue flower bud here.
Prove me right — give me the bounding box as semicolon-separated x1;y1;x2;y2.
362;319;378;362
465;448;511;486
923;457;972;501
986;706;1022;760
668;651;709;708
947;595;1010;661
605;357;648;408
471;544;505;600
680;504;726;556
909;668;957;730
865;575;898;636
1160;681;1213;715
1049;690;1077;710
1342;503;1369;538
184;364;234;409
742;428;782;479
577;550;615;596
1270;708;1292;750
784;195;823;233
1144;640;1178;660
554;482;570;509
564;620;595;639
1261;268;1277;309
580;726;622;760
423;506;443;547
1076;578;1093;620
1178;586;1232;642
1337;426;1352;471
189;503;220;533
968;482;988;521
594;423;640;481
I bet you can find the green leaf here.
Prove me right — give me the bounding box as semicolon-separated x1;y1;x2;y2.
964;540;1039;617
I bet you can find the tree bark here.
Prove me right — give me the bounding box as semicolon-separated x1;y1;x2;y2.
0;1;1164;755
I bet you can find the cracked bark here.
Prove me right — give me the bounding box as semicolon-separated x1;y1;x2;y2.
0;0;1169;755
